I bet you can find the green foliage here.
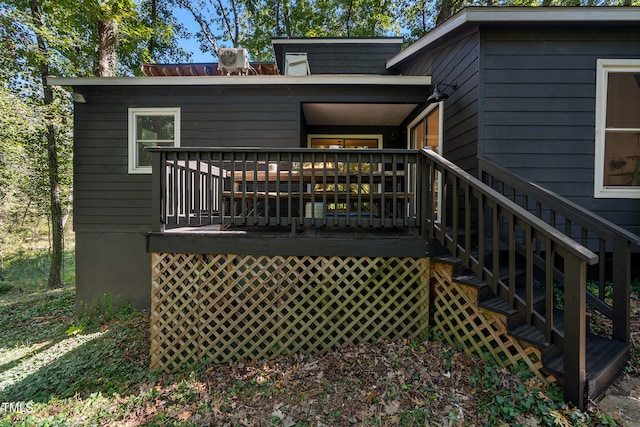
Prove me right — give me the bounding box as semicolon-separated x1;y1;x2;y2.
469;360;595;427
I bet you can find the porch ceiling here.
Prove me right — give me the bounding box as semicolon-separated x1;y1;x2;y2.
302;103;418;126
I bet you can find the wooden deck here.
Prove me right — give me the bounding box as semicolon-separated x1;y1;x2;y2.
146;147;639;409
149;224;429;258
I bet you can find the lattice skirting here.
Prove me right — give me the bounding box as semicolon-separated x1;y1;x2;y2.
431;261;550;384
151;253;431;371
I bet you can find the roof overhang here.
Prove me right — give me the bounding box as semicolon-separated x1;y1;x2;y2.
48;74;431;87
387;6;640;69
271;37;404;45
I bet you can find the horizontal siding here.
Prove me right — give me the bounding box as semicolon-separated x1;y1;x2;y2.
397;27;480;175
73;86;303;232
73;84;426;232
276;43;402;75
480;26;640;233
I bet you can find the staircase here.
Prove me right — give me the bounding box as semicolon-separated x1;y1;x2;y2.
419;149;640;409
432;243;630;404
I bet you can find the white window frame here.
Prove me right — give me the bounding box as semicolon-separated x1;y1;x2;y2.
128;107;181;174
594;59;640;198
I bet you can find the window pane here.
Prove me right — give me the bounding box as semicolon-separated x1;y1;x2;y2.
426;106;440;151
603;132;640;187
136;115;175;140
344;139;378;148
606;73;640;129
310;138;344;148
412;121;425;149
137;140;173;167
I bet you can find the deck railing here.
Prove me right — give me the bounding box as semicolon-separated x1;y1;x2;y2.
420;148;599;408
479;157;640;346
149;146;635;408
150;147;420;231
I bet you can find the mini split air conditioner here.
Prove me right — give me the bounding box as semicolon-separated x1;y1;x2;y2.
218;48;249;74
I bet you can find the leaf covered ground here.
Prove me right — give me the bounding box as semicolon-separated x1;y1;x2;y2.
0;248;634;426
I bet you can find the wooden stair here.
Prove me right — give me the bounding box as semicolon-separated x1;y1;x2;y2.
432;248;630;403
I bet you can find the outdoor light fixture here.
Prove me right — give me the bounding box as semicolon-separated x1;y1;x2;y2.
426;82;458;104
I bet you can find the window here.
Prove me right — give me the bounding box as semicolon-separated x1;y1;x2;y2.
128;108;180;174
307;134;382;148
595;60;640;198
408;103;443;220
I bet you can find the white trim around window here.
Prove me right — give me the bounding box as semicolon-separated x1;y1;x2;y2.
128;107;181;174
594;59;640;198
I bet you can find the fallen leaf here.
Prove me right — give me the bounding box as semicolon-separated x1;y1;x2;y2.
366;390;378;404
177;411;191;421
411;396;425;407
384;400;400;415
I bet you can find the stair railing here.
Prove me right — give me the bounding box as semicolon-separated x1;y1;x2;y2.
479;157;640;346
420;148;598;408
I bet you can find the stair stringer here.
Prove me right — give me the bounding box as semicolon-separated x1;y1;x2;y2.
430;260;555;385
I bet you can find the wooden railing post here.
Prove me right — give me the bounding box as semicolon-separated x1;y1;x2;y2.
612;236;631;343
562;251;587;409
151;150;164;232
418;154;429;239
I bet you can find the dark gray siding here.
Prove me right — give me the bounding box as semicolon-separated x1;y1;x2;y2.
479;25;640;235
73;84;425;233
72;81;425;309
75;232;150;310
273;41;402;75
394;27;481;175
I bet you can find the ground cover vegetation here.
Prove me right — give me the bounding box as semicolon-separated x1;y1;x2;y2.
1;1;639;426
0;241;635;426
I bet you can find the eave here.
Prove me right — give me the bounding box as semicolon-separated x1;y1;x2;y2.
48;74;431;87
387;6;640;69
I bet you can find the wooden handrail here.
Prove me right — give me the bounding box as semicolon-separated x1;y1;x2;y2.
419;148;600;408
478;157;640;246
420;149;598;263
478;156;638;344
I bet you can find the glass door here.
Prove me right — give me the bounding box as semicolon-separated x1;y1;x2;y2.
408;104;443;222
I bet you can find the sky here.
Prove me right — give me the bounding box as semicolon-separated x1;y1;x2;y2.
172;7;214;63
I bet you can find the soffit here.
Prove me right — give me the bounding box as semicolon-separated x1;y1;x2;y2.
303;103;418;126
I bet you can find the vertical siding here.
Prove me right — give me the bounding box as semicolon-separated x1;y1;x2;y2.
396;27;481;175
480;26;640;234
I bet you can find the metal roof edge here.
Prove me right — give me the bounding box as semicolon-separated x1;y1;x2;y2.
271;37;404;45
47;74;431;87
386;6;640;69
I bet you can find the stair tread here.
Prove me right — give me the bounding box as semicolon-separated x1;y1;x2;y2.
478;296;517;315
543;334;629;400
452;267;489;289
509;323;549;347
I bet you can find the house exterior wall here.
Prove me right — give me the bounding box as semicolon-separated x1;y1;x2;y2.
478;25;640;235
273;40;402;75
75;232;150;310
393;27;481;175
72;83;424;309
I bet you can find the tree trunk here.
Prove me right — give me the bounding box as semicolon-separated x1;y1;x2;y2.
29;0;64;288
148;0;158;58
436;0;454;26
97;19;118;77
46;122;63;288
